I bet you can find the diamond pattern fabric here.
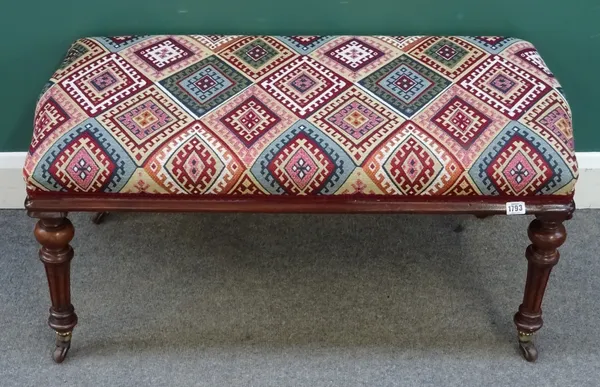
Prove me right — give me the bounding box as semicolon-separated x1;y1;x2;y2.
24;35;578;199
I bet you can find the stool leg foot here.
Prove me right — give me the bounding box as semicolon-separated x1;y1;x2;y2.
52;331;72;363
91;212;109;224
517;331;538;362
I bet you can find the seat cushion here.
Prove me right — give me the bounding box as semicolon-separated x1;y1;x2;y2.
24;35;578;200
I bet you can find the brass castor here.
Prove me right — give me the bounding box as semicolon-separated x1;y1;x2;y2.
475;214;491;219
91;212;109;224
518;331;538;362
52;331;72;363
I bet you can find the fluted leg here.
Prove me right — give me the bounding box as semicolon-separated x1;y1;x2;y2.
513;211;570;362
32;213;78;363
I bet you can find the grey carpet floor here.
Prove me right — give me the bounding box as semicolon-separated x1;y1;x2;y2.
0;209;599;386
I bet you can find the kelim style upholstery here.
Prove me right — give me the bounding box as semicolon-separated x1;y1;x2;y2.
24;35;578;363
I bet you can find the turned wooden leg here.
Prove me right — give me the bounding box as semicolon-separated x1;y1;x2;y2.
91;212;109;224
31;212;78;363
513;210;571;362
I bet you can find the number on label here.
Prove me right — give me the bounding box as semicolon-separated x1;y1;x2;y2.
506;202;526;215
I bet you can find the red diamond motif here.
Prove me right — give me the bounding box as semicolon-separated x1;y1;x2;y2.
259;56;350;118
290;74;317;93
195;75;217;92
431;96;492;148
436;45;457;60
387;136;438;195
90;71;118;91
283;148;319;190
66;148;101;189
246;45;269;61
181;150;206;184
394;75;416;92
48;132;116;192
167;136;219;194
401;151;426;183
220;95;282;147
267;133;335;194
486;135;553;195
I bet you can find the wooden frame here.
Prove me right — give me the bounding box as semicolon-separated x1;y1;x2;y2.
26;196;575;363
25;196;573;215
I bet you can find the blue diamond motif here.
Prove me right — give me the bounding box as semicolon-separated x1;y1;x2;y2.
159;56;251;118
359;55;451;117
178;65;234;104
378;65;433;104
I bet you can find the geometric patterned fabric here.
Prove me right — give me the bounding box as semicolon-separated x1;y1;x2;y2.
24;35;578;200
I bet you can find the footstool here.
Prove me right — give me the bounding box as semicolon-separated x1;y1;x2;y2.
23;35;578;363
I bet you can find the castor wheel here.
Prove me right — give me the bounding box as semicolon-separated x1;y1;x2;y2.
52;332;72;363
91;212;109;224
518;332;538;362
475;214;492;219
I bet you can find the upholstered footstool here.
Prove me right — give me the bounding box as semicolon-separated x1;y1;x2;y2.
23;35;578;363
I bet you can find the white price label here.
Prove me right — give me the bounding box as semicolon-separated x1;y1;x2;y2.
506;201;526;215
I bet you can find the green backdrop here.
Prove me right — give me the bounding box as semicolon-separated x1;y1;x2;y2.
1;0;598;151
